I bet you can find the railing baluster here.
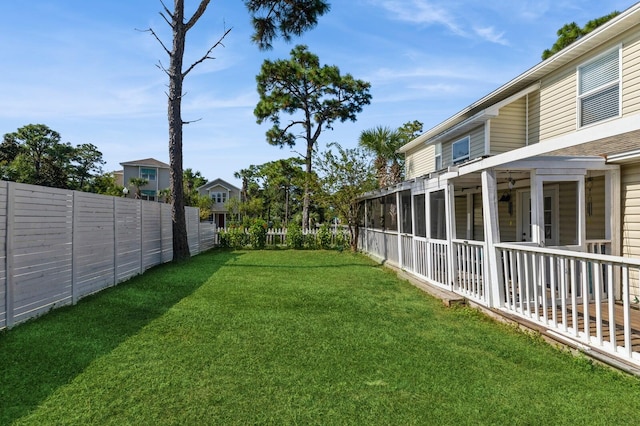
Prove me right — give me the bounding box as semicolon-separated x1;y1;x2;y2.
607;264;617;353
581;259;590;342
560;257;568;332
550;256;557;326
571;258;579;338
594;260;603;346
622;266;632;358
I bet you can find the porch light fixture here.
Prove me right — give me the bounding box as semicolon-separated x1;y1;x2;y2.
122;187;129;197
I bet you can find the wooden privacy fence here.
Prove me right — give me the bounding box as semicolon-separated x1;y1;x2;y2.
0;181;215;330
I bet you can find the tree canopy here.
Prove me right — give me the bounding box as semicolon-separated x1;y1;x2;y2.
1;124;107;192
542;11;620;60
255;44;371;229
314;143;376;252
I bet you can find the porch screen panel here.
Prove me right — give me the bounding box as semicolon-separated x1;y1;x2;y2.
400;190;412;233
430;190;447;240
384;194;398;231
413;194;426;237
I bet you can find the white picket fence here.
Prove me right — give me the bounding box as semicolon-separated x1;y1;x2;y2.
218;226;348;246
0;181;215;330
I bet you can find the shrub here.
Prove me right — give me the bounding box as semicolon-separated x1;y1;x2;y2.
286;222;304;249
249;219;268;250
317;224;332;250
227;226;247;249
335;229;349;251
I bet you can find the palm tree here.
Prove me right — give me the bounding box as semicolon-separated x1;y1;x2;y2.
129;177;148;199
358;126;402;188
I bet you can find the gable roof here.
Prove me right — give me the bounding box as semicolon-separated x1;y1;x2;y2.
399;2;640;153
197;178;240;192
120;158;170;168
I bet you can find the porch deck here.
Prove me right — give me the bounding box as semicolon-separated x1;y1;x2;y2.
539;302;640;353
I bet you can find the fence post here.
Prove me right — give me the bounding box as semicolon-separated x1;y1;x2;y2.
113;196;118;285
71;191;78;304
139;199;144;274
5;182;14;328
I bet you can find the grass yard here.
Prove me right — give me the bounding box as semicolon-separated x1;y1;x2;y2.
2;249;640;425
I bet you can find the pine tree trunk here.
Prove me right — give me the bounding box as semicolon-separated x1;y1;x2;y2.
169;2;190;261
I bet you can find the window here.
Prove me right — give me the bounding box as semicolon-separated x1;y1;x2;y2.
578;47;620;127
211;192;227;204
141;190;156;202
140;168;157;181
434;143;442;170
452;136;470;164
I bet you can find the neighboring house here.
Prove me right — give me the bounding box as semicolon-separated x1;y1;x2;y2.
358;3;640;369
118;158;171;202
197;178;241;228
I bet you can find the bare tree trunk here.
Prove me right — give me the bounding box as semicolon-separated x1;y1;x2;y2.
169;1;190;261
302;140;313;230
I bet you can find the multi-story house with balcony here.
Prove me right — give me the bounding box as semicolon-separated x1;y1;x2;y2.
358;3;640;371
115;158;171;202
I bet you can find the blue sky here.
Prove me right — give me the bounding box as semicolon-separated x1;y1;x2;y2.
1;1;636;186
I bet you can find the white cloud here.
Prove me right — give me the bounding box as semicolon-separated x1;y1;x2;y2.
378;0;465;36
474;26;509;46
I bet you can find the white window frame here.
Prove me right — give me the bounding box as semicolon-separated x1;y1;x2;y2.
434;143;442;170
451;136;470;164
576;45;621;129
140;167;157;181
211;192;227;204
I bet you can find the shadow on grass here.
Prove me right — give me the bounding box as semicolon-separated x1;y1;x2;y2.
0;249;242;425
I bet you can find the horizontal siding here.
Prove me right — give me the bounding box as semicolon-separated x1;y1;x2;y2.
441;125;484;169
491;97;527;154
469;125;485;160
539;67;576;140
585;176;606;240
623;163;640;259
623;32;640;116
405;144;435;179
527;91;541;145
558;182;577;246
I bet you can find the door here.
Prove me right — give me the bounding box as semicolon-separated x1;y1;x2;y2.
518;188;558;246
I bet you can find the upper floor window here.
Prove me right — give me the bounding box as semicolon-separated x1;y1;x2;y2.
434;143;442;170
211;192;227;204
452;136;470;164
578;47;620;127
140;167;157;181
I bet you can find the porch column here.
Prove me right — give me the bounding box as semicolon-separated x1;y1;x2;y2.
577;177;586;250
481;169;504;308
530;170;544;246
445;182;456;289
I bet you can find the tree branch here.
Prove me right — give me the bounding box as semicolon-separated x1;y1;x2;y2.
185;0;211;31
182;27;232;78
138;27;171;56
159;0;174;22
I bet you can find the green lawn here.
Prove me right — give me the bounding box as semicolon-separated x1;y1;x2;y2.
2;249;640;425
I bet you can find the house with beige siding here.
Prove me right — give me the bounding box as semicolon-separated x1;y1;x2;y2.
358;3;640;371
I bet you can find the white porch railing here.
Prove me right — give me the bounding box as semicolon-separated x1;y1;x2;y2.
428;240;449;288
495;242;640;362
452;239;486;303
